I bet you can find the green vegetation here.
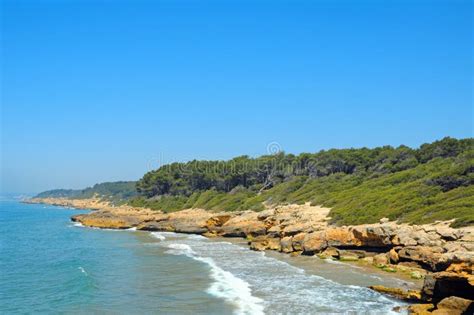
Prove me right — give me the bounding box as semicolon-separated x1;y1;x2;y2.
35;181;137;204
35;137;474;227
132;137;474;227
36;189;82;198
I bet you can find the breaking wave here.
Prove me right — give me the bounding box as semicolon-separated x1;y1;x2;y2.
164;242;265;315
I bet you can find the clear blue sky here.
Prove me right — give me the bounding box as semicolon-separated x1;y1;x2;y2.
1;0;472;194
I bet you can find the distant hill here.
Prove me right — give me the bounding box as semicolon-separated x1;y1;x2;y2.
35;181;138;203
35;189;81;199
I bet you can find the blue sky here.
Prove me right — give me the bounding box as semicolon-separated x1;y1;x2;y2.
1;0;472;193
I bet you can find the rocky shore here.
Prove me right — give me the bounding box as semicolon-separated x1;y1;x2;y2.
27;197;474;314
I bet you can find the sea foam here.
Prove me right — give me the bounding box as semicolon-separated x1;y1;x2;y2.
165;243;265;315
150;232;166;241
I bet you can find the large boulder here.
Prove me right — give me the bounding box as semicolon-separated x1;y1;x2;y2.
421;272;474;303
219;211;267;237
318;247;340;259
280;236;294;253
407;304;435;315
205;214;233;230
324;228;356;247
291;233;306;251
373;253;390;267
138;209;213;234
302;231;327;254
249;236;281;251
435;227;461;241
137;220;174;231
432;296;473;315
368;285;422;302
398;246;446;271
351;225;393;247
72;212;142;229
438;252;474;274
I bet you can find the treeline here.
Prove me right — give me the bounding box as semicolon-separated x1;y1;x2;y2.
35;181;137;202
131;137;473;227
35;137;473;227
136;137;473;198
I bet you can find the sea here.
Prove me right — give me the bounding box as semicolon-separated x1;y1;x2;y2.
0;200;413;314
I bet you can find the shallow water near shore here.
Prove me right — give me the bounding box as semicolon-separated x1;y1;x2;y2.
1;200;411;314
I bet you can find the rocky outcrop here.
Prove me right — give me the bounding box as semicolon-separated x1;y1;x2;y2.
29;197;474;312
421;272;474;303
408;297;473;315
218;211;267;237
408;303;435;315
368;285;422;302
137;209;214;234
432;296;473;315
46;197;473;279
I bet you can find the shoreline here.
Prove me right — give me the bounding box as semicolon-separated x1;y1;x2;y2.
25;197;474;314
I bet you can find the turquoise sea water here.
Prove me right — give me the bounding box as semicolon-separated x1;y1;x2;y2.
1;200;410;314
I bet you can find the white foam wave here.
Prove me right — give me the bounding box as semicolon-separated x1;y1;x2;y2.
151;232;403;314
165;243;195;256
126;227;137;231
184;234;206;240
197;256;265;315
150;232;166;241
78;266;88;276
165;243;265;315
72;222;84;228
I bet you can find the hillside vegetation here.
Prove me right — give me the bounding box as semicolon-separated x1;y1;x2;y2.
130;137;473;227
35;181;137;203
35;138;473;227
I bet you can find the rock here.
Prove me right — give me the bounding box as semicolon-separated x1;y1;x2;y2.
256;209;275;220
380;217;390;224
206;214;233;229
173;223;208;234
389;248;400;264
325;228;357;247
369;285;422;302
407;304;434;315
398;246;446;271
273;204;330;236
281;223;308;236
318;247;340;259
421;272;474;303
438;252;474;274
373;253;390;267
280;236;294;253
266;238;281;251
137;220;174;231
267;225;281;238
362;257;374;264
351;225;393;247
155;209;214;234
73;212;142;229
432;296;473;315
291;233;306;251
302;231;327;254
446;262;473;275
219;212;267;237
435;227;460;241
249;236;281;251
